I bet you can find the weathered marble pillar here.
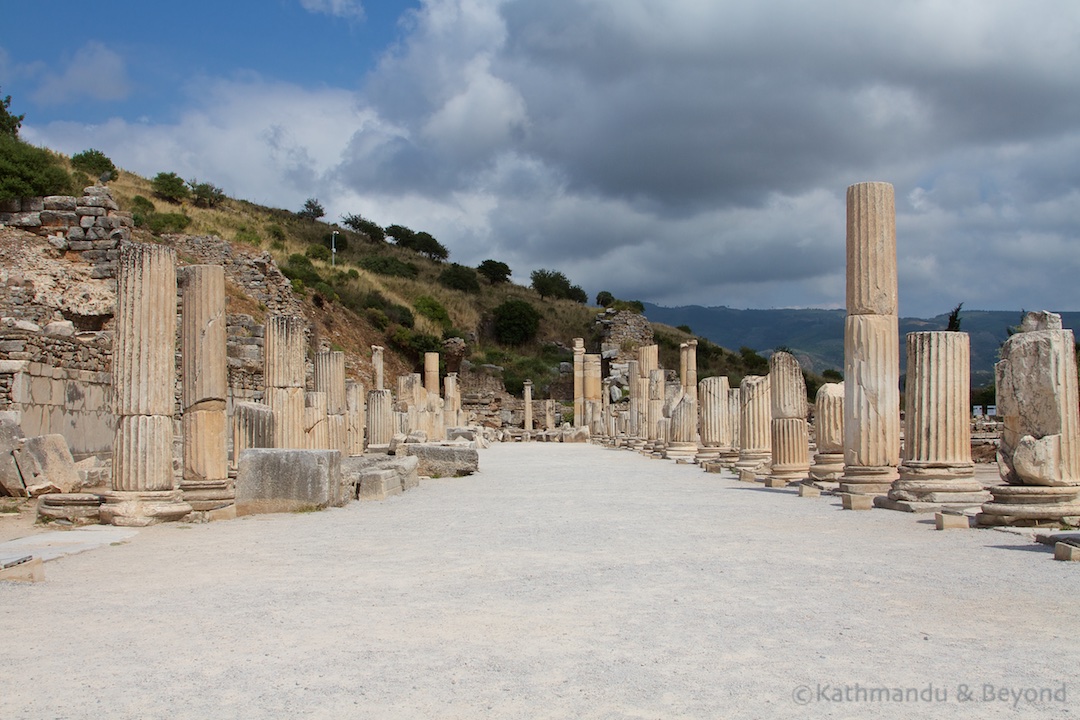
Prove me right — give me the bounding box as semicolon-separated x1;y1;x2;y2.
573;338;586;427
523;380;533;437
734;375;771;478
179;265;232;518
424;352;440;396
265;315;306;449
101;243;191;526
372;345;385;391
444;373;461;428
809;382;845;482
585;353;603;435
626;358;641;441
883;332;988;509
233;401;274;469
346;381;366;455
398;373;425;438
366;389;394;449
767;351;810;486
682;340;699;404
841;182;901;495
980;311;1080;526
305;391;330;449
665;392;699;461
724;387;742;466
636;345;658;447
544;399;556;431
696;376;731;465
315;350;348;454
645;368;665;453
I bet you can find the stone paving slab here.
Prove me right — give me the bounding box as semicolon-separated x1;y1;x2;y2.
0;524;137;564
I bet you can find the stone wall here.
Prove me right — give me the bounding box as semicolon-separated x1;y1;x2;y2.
595;309;654;362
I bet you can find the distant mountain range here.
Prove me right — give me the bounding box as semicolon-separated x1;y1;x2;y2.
642;304;1080;389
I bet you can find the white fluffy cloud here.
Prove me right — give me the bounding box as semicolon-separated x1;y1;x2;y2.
300;0;365;20
31;42;130;106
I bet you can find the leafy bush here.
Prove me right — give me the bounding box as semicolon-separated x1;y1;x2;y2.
267;224;286;243
190;179;226;208
306;243;331;261
313;281;337;302
146;212;191;234
388;325;443;361
478;259;512;284
341;213;386;242
234;226;260;246
357;255;418;279
414;295;451;328
596;290;615;307
492;299;541;346
530;268;585;302
366;308;390;330
71;148;116;179
438;264;480;293
0;134;73;199
151;171;190;203
611;298;645;314
280;253;323;287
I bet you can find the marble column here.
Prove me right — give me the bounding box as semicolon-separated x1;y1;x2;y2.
444;373;461;428
665;392;699;461
585;353;603;436
523;380;533;438
734;375;771;479
372;345;385;391
767;351;810;487
544;399;556;431
636;345;658;448
346;380;366;455
841;181;900;495
645;368;665;453
424;352;440;396
809;382;845;482
315;350;348;454
626;358;641;441
179;265;232;518
366;389;394;449
264;315;306;449
696;376;731;465
233;401;274;468
980;312;1080;526
682;340;699;404
101;243;191;526
573;338;585;427
305;391;329;450
883;332;989;509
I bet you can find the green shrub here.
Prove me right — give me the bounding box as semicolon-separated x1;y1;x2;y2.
189;180;226;208
146;212;191;234
414;295;451;328
357;255;418;278
313;281;337;301
150;171;190;203
267;224;286;242
366;307;389;330
0;134;73;199
130;195;155;214
71;148;116;179
492;299;541;346
234;226;260;246
280;253;323;287
306;244;331;261
347;268;359;279
438;264;480;293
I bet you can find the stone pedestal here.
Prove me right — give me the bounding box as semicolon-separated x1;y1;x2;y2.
767;352;809;485
735;375;771;477
841;182;900;496
809;382;844;483
105;243;191;525
882;332;988;511
980;311;1080;526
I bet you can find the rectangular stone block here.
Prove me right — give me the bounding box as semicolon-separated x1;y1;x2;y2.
235;449;342;515
13;434;80;496
1054;541;1080;561
798;484;821;498
400;444;478;478
935;512;974;530
841;493;874;510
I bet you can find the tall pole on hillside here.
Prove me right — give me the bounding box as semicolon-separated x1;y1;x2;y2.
331;230;338;267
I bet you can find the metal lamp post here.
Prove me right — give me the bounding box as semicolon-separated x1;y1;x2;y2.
331;230;338;267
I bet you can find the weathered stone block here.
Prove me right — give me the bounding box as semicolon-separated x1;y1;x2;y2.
842;493;874;510
343;454;419;500
935;512;973;530
1054;541;1080;561
235;449;342;515
13;434;80;496
401;443;478;477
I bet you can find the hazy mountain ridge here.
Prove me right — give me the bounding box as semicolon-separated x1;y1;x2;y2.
642;304;1080;388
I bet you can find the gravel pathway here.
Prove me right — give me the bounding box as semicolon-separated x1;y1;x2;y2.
1;443;1076;719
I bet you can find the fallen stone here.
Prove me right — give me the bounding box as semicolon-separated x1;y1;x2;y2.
0;556;44;583
1054;542;1080;561
935;512;974;530
0;416;26;497
14;434;80;496
401;443;479;478
842;493;874;511
343;454;420;500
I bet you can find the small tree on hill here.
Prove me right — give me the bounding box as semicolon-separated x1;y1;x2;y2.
71;149;116;180
1;88;24;137
493;299;541;346
946;302;963;331
438;264;480;293
596;290;615;307
189;179;226;208
478;259;511;284
151;171;191;203
341;213;386;242
298;197;325;221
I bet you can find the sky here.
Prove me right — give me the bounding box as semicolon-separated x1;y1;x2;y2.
4;0;1080;318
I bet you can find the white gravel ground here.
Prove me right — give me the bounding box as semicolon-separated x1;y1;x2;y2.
1;442;1077;719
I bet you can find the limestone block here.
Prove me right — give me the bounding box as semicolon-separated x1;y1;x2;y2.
343;454;419;501
182;409;228;483
401;443;479;477
935;512;973;530
235;449;342;515
0;416;27;497
1054;542;1080;561
13;434;80;496
842;493;874;510
846;181;897;315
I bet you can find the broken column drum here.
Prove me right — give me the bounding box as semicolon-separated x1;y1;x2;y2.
767;351;810;485
584;353;603;435
809;382;845;482
366;389;394;449
315;350;348;454
102;243;192;526
889;332;988;507
345;381;366;455
179;265;232;516
697;376;731;464
735;374;772;476
841;182;901;495
424;352;440;396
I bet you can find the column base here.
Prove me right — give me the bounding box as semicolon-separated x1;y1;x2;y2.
977;484;1080;527
839;465;898;496
809;452;844;481
180;479;236;512
664;441;698;461
99;490;192;527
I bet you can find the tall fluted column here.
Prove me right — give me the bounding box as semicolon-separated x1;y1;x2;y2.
585;353;603;436
523;380;533;438
734;375;771;478
102;243;191;526
697;376;731;465
315;350;348;454
424;352;440;396
683;340;698;403
444;373;461;428
179;265;232;518
885;332;987;508
809;382;845;482
233;401;274;468
665;393;699;461
645;368;665;453
841;182;900;495
767;351;810;486
626;359;641;441
345;381;366;455
265;315;306;449
366;389;394;450
573;338;586;427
